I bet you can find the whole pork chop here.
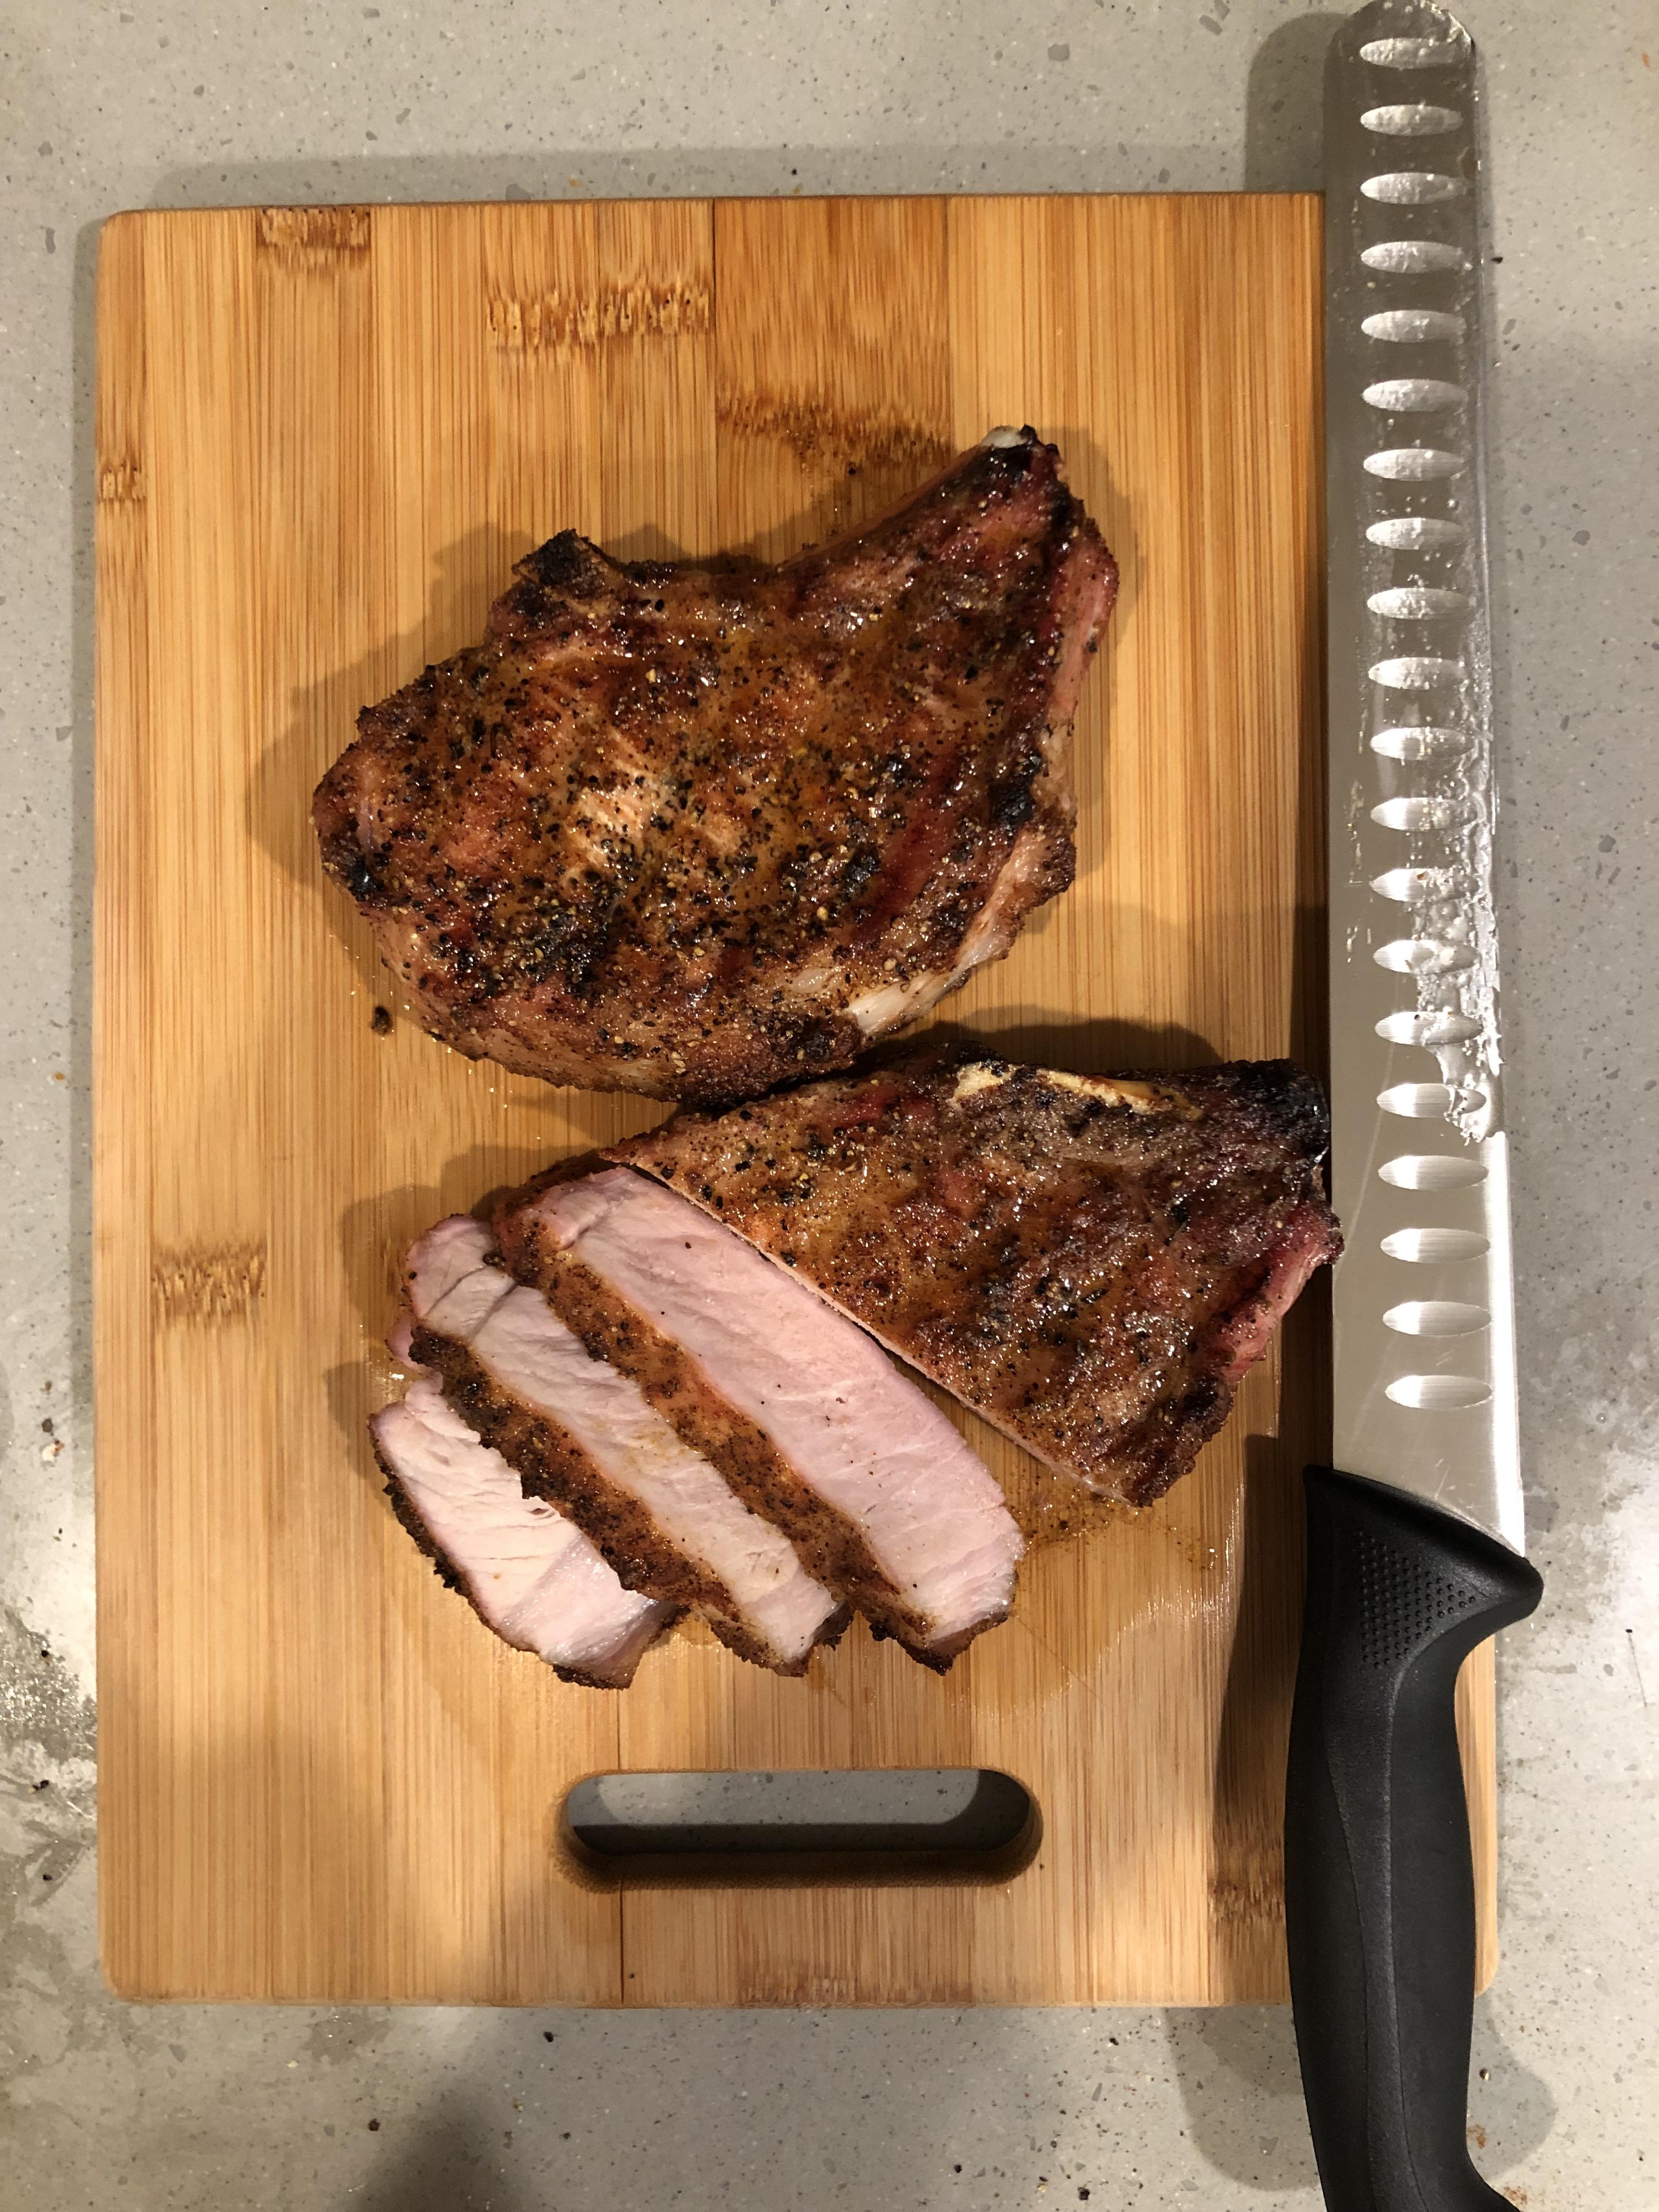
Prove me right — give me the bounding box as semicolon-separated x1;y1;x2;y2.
314;429;1115;1103
610;1047;1342;1504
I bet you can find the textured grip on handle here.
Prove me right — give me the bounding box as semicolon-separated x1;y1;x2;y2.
1287;1468;1542;2212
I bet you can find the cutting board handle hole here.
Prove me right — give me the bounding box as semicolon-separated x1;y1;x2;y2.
560;1768;1039;1888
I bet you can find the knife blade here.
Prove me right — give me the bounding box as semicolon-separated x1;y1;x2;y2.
1286;5;1543;2208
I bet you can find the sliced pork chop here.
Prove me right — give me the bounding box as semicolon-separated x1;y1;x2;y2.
495;1167;1023;1668
610;1049;1342;1505
373;1378;678;1688
313;428;1115;1104
404;1216;844;1673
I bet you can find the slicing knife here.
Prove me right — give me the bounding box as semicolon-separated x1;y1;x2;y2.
1286;5;1543;2208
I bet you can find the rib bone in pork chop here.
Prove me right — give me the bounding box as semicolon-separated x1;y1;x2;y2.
610;1048;1342;1504
313;430;1115;1103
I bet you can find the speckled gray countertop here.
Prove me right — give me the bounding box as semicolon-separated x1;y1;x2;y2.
3;3;1655;2205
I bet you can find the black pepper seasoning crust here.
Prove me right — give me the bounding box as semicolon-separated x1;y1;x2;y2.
313;431;1115;1104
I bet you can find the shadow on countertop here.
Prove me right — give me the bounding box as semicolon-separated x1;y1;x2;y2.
1166;1991;1556;2193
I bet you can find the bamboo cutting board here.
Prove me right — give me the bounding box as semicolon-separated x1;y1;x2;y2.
94;194;1496;2006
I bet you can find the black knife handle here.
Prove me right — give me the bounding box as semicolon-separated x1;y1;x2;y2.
1286;1466;1542;2212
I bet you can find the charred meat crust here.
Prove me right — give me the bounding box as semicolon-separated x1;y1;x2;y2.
369;1430;678;1689
312;430;1115;1104
607;1046;1342;1504
492;1215;994;1669
408;1324;849;1674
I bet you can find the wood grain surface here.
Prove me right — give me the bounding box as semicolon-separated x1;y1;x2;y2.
94;194;1496;2005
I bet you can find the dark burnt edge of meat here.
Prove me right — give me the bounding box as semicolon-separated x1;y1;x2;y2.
619;1041;1334;1159
492;1214;983;1671
1060;1370;1230;1510
606;1048;1341;1505
408;1323;849;1676
1100;1199;1339;1505
368;1426;680;1690
312;429;1115;1105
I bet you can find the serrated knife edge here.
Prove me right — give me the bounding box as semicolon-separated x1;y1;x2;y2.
1322;0;1523;1551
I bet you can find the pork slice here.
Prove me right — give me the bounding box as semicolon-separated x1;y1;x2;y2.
372;1378;678;1688
404;1215;844;1673
405;1211;495;1317
495;1169;1022;1667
